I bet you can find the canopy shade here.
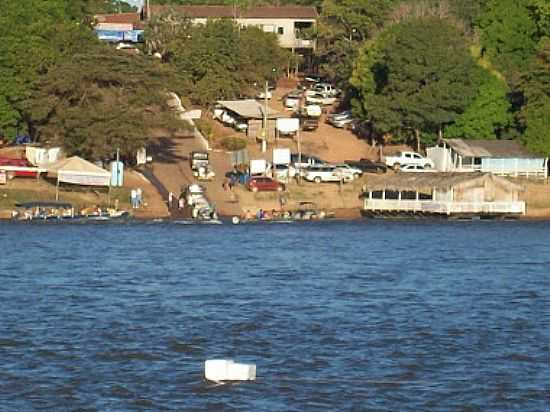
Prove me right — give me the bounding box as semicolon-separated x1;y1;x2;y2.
47;156;111;186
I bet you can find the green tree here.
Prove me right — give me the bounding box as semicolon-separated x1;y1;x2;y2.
351;17;482;148
0;0;98;138
25;47;187;161
520;38;550;156
479;0;538;83
445;73;512;139
150;17;287;105
315;0;395;88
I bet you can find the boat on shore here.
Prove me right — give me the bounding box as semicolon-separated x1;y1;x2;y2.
12;202;131;222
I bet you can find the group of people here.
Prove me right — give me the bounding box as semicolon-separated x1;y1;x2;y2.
241;208;291;221
130;188;143;209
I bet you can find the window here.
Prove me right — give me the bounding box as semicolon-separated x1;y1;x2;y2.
278;27;284;35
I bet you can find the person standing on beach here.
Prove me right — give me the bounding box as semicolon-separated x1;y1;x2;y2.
168;192;174;209
130;189;137;209
136;188;143;208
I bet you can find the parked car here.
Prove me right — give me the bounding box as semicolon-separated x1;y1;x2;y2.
297;104;322;118
234;118;248;132
333;164;363;180
300;117;319;131
283;90;302;108
326;110;354;128
344;158;388;174
272;164;298;181
184;184;206;206
384;151;435;169
305;92;337;106
311;83;340;97
246;176;285;192
291;153;326;170
256;90;273;100
399;164;436;173
303;165;354;183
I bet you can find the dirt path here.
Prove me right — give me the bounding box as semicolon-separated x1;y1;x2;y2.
148;133;242;218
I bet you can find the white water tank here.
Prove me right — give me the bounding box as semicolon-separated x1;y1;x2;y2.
204;359;256;382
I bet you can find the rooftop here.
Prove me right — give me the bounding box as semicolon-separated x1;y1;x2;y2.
361;172;524;193
442;139;541;159
217;100;283;120
94;12;144;29
149;5;318;19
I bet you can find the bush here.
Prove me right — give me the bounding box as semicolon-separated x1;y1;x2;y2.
220;136;247;151
195;119;213;140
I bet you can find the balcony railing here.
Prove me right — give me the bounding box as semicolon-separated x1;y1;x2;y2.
364;199;526;215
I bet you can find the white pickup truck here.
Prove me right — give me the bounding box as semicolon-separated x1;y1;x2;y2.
384;151;435;169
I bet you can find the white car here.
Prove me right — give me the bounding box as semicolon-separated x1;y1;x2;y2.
284;90;302;108
399;164;436;173
297;104;322;118
256;90;272;100
305;92;337;106
184;184;206;206
311;83;340;97
234;119;248;132
326;110;354;128
271;164;298;181
303;165;354;184
333;164;363;180
384;151;435;169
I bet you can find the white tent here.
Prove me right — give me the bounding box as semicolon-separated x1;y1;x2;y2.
48;156;111;186
48;156;111;200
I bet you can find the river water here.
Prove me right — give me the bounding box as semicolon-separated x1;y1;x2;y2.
0;220;549;411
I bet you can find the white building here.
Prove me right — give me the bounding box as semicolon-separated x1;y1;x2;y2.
427;139;548;178
148;5;317;51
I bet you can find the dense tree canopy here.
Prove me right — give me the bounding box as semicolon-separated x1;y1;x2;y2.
479;0;538;83
444;73;512;139
314;0;395;89
351;17;482;147
25;47;186;161
520;38;550;156
0;0;98;138
146;12;288;105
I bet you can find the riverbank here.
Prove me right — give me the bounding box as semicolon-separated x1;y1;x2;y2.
1;166;549;221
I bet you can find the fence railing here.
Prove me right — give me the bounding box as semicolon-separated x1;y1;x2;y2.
364;199;526;215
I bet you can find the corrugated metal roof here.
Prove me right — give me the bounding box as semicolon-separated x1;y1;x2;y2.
360;172;524;193
217;100;283;119
150;5;317;19
443;139;540;159
95;12;141;24
94;13;144;29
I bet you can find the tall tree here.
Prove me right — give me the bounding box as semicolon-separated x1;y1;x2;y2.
478;0;538;83
519;38;550;156
25;47;187;161
444;73;512;139
314;0;395;88
148;17;287;105
0;0;97;138
351;17;482;148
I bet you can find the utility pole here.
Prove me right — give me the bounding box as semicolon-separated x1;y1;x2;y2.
262;80;268;153
146;0;151;21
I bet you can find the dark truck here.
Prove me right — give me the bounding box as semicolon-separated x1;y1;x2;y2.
299;117;319;131
190;151;215;180
344;158;387;174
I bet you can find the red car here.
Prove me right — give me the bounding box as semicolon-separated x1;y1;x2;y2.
246;177;285;192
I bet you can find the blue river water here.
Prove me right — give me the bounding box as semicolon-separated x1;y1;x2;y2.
0;220;549;411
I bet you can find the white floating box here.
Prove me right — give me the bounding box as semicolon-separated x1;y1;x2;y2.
204;359;256;382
